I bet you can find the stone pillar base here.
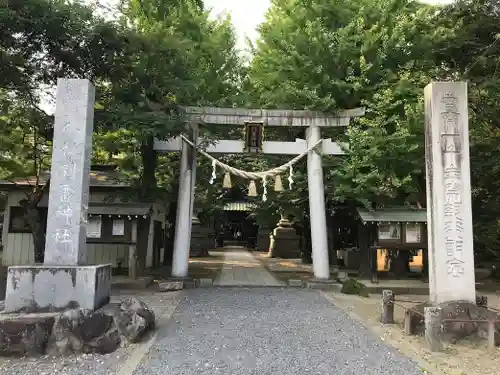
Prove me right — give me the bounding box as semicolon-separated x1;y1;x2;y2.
4;264;111;313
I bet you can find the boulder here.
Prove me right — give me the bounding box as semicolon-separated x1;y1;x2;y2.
158;281;183;292
47;297;155;355
101;297;155;344
47;308;118;355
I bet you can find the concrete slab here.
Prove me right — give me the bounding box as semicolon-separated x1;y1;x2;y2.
4;264;111;313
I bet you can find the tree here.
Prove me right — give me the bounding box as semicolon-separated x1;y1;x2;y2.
430;0;500;257
0;0;138;260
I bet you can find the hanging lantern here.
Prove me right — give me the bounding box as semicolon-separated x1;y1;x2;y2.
274;174;283;192
247;180;258;197
223;172;232;188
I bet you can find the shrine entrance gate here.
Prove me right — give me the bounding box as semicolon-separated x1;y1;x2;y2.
154;107;364;280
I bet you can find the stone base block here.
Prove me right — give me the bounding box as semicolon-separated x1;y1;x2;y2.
288;279;304;287
196;278;213;288
307;278;342;291
4;265;111;314
0;314;56;356
158;281;184;292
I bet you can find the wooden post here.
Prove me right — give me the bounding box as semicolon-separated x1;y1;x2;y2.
129;220;138;279
380;289;395;324
404;310;412;335
424;307;443;352
488;320;495;350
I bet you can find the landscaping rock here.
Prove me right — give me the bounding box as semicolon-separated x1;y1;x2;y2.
0;316;54;356
47;308;117;355
158;281;183;292
84;325;121;354
101;297;155;343
0;297;155;357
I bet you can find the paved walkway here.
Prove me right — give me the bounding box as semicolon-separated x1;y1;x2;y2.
214;247;284;287
133;288;425;375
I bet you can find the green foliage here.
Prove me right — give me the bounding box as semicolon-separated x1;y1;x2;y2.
3;0;500;262
247;0;500;258
340;278;370;297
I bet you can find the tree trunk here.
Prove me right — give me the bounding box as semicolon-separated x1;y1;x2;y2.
140;136;157;200
26;206;45;263
136;136;157;274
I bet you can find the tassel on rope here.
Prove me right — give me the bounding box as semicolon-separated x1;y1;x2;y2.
274;174;283;192
248;180;258;197
223;172;232;188
262;176;268;202
209;160;217;185
288;165;294;189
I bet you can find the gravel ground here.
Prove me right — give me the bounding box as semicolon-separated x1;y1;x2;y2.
133;288;425;375
0;291;182;375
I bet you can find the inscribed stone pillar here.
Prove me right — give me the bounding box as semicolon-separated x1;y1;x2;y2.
4;79;110;314
44;79;95;266
424;82;475;304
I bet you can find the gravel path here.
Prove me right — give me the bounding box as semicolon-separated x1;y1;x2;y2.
133;288;425;375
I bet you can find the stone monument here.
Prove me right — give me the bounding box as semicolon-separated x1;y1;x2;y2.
424;82;475;305
268;216;301;258
4;79;111;313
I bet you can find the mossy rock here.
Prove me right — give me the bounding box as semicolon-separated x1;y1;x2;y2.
340;278;370;297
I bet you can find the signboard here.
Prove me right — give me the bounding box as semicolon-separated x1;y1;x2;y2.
405;223;421;243
244;121;264;153
87;216;102;238
378;223;401;240
112;219;125;236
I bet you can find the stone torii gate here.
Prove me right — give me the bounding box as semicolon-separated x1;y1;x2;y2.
155;107;365;280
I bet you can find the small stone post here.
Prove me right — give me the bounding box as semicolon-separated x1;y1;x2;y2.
488;320;496;350
380;290;395;324
424;306;443;352
404;310;412;335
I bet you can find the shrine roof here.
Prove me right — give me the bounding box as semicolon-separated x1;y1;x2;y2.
0;167;129;190
357;208;427;223
88;203;153;216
